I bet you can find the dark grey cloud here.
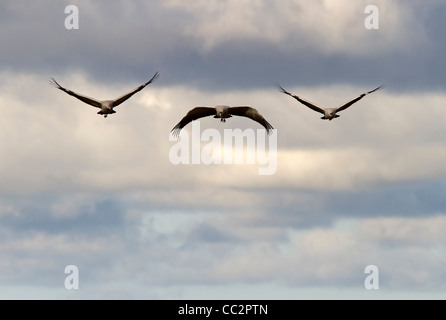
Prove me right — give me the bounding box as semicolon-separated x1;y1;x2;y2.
0;198;125;236
1;1;445;92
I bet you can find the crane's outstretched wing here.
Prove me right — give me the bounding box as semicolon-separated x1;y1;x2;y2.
277;83;325;115
49;77;102;108
335;85;384;113
113;72;160;107
171;107;217;137
229;106;274;134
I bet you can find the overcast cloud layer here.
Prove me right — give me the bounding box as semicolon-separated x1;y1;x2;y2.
1;0;446;299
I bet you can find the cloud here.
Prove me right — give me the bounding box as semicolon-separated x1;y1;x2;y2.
1;0;446;299
0;1;442;91
187;216;446;290
163;0;426;56
359;215;446;246
2;72;446;197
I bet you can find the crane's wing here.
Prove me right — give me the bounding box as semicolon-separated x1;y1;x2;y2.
49;77;102;108
335;85;384;113
171;107;216;137
113;72;160;107
228;106;274;134
277;83;325;115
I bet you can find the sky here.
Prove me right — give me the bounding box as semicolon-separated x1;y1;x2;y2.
1;0;446;300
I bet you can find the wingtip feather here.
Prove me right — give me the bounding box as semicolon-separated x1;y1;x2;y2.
275;83;287;94
49;77;60;89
